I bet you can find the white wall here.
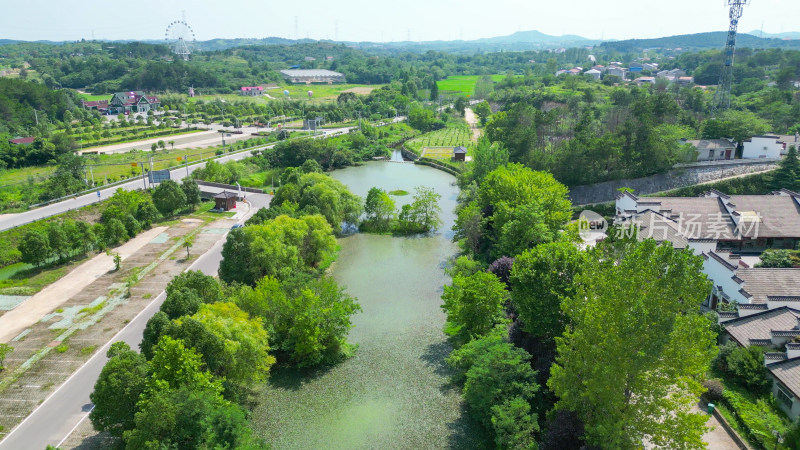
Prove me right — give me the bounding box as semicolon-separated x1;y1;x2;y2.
743;137;783;159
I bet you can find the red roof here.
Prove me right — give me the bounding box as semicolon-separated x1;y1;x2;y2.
9;137;35;145
241;86;263;91
82;100;109;108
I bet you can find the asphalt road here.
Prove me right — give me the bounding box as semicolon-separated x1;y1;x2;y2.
0;127;351;232
0;193;271;450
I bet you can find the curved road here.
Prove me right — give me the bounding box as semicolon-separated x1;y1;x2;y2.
0;194;271;450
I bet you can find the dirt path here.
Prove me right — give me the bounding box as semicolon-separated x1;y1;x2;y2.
0;227;168;343
464;107;481;142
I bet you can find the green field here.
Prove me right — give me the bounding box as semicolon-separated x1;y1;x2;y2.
436;75;505;97
76;92;111;102
405;122;472;158
189;84;385;105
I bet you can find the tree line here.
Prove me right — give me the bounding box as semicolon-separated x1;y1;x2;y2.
438;161;719;448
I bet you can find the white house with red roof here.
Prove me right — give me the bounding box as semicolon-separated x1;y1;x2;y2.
240;86;263;97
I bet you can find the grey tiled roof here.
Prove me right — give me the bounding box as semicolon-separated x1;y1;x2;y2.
643;197;737;240
625;210;688;249
723;307;800;347
768;357;800;398
737;269;800;304
726;195;800;238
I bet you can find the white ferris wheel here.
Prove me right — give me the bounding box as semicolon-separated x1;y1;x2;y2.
165;19;196;61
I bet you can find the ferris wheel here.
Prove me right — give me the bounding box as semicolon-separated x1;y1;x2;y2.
165;20;196;61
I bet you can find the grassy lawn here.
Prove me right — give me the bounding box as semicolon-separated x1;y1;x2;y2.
75;92;111;102
405;122;472;158
437;75;505;96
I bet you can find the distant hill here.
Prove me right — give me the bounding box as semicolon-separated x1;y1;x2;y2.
180;30;600;54
745;30;800;40
599;32;800;52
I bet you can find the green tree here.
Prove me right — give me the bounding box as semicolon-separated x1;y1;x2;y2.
510;241;586;342
123;385;257;450
221;214;336;285
166;270;223;303
476;164;573;259
19;230;51;267
725;345;771;393
234;275;361;367
182;234;194;258
140;311;171;360
272;172;363;231
180;179;201;206
363;187;396;232
473;101;492;125
430;80;439;101
770;146;800;191
147;336;222;395
89;342;148;438
397;186;442;233
468;137;509;185
463;339;539;428
152;180;187;217
104;218;128;246
701;109;771;153
490;396;540;450
47;222;69;261
180;302;276;384
442;271;508;339
161;288;203;320
549;239;716;449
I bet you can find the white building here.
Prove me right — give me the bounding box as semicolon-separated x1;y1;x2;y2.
742;135;784;159
585;69;601;80
615;188;800;312
685;138;736;161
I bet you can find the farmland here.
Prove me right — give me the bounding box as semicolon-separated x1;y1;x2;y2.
405;122;472;159
436;74;505;97
188;83;386;105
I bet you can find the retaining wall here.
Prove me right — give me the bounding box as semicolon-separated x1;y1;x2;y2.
569;159;778;205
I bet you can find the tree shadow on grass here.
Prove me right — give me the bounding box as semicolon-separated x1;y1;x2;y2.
267;364;335;392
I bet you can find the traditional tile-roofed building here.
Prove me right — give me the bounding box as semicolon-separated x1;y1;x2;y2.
615;189;800;312
452;146;467;162
685;138;736;161
720;307;800;419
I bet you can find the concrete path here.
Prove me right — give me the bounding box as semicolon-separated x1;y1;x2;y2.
0;226;167;343
0;195;270;450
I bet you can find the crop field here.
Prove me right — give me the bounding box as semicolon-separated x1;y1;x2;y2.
405;123;472;157
436;74;505;96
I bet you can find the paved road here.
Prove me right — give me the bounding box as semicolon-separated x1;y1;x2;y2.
0;194;271;450
0;115;406;232
0;128;348;232
78;124;268;156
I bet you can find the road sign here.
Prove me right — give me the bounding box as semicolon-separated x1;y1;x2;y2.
148;169;171;184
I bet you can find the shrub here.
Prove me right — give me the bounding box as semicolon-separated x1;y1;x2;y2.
702;379;724;403
726;346;771;393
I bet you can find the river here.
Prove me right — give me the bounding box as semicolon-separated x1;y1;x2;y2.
250;160;484;448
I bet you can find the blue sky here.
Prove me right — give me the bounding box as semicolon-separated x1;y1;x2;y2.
1;0;798;42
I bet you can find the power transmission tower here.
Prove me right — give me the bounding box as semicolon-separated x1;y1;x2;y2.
714;0;750;111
